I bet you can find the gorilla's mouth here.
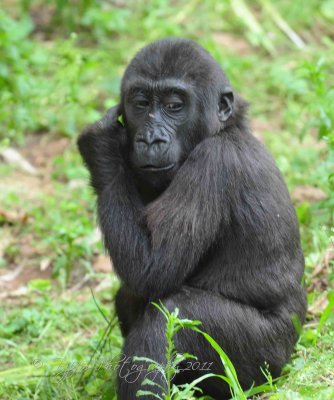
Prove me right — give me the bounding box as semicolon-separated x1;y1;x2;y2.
140;163;175;172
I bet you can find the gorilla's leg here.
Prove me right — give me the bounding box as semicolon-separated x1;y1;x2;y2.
115;285;147;337
117;286;297;400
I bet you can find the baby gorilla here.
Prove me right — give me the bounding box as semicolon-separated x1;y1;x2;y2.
78;38;306;399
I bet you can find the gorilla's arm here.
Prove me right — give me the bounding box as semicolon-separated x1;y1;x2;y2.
79;110;296;301
77;106;128;195
98;137;227;299
78;111;230;298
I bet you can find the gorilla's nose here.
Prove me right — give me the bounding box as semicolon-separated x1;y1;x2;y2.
136;131;169;147
135;131;170;155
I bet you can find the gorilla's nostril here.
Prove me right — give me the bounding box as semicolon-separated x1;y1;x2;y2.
136;139;148;145
136;137;168;146
154;139;168;146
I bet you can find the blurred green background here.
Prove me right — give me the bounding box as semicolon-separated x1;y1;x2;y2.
0;1;333;399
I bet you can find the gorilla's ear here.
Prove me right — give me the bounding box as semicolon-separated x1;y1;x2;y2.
218;89;234;122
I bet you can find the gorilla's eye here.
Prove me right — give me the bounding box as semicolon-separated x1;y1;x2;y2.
165;102;183;111
134;99;149;109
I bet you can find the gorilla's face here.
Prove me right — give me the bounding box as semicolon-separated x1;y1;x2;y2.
123;78;197;188
121;40;234;190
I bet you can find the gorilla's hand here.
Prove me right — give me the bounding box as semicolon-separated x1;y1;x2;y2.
94;105;128;149
77;105;129;194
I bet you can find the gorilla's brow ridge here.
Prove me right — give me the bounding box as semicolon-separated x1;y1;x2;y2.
126;78;191;96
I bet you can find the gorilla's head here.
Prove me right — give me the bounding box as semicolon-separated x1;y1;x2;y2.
120;38;237;189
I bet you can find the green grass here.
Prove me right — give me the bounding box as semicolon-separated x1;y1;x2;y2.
0;0;333;399
135;303;275;399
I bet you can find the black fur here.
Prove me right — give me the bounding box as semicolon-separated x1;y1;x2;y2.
78;38;306;399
